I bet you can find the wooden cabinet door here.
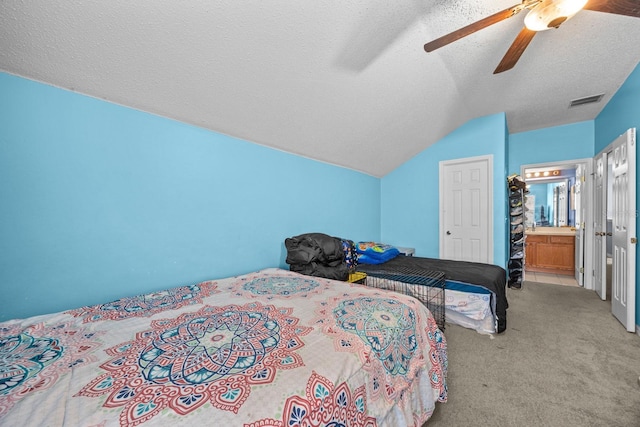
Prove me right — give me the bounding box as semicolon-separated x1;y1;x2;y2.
536;239;574;271
524;235;546;269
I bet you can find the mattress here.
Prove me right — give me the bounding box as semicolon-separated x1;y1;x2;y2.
445;282;496;334
0;268;448;426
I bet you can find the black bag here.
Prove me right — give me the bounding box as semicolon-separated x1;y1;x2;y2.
285;232;349;281
285;233;344;265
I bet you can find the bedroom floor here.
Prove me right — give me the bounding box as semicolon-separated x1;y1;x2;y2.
524;271;579;287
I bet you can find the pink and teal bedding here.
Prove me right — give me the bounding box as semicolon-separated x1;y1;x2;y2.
0;268;447;426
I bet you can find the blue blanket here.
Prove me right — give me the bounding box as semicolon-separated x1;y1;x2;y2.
356;242;400;264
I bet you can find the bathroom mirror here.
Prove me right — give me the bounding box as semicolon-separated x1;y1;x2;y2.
526;181;574;227
523;168;577;228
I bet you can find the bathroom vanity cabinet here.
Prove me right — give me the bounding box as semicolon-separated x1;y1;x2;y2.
525;232;575;275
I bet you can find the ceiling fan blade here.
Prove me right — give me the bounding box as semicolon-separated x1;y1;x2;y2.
583;0;640;18
494;27;537;74
424;3;525;52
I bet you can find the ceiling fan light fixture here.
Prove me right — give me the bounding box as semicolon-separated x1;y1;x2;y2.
524;0;588;31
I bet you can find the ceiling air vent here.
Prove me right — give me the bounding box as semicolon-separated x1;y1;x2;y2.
569;94;604;108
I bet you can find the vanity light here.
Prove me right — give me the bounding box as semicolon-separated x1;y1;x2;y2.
524;169;564;179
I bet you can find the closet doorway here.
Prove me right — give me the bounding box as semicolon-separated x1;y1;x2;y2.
520;158;593;289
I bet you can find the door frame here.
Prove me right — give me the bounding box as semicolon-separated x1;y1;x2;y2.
521;158;594;289
574;164;586;287
439;154;493;263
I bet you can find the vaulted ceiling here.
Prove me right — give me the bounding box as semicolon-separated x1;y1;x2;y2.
1;1;639;176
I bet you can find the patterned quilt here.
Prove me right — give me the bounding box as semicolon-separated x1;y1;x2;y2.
0;268;447;426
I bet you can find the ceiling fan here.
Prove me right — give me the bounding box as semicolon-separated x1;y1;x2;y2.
424;0;640;74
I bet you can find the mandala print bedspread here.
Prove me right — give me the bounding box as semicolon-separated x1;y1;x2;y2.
0;268;447;427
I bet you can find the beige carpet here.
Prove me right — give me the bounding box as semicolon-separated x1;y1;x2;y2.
425;281;640;427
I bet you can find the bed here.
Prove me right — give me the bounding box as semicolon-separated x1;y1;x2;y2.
0;268;447;427
357;255;508;334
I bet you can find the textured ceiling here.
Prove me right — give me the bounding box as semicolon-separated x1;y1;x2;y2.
1;0;639;177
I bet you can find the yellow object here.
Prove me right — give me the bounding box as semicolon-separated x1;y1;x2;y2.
347;272;367;284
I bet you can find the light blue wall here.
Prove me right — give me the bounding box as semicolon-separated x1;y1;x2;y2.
0;73;380;321
594;62;640;329
595;63;640;153
380;113;508;267
508;121;595;174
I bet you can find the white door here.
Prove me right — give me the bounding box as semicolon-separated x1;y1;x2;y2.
594;152;607;300
575;165;585;286
439;155;493;263
610;129;636;332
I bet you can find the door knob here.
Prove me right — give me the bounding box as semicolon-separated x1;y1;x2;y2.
446;231;451;235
